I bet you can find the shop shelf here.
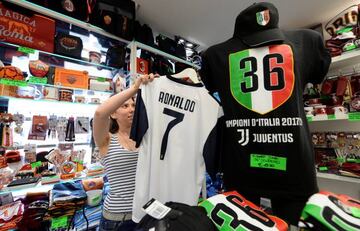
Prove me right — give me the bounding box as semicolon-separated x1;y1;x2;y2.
0;96;102;107
3;0;130;45
306;114;349;122
317;172;360;184
4;142;91;150
330;49;360;71
0;41;118;74
307;112;360;122
0;79;113;95
0;173;104;197
41;82;113;95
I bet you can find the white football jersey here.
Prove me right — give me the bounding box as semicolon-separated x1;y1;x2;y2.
130;75;223;222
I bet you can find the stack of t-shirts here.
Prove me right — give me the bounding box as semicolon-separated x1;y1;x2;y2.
17;192;50;230
46;181;87;219
0;200;24;231
73;205;102;231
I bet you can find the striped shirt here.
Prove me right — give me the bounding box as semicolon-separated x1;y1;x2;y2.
101;134;138;215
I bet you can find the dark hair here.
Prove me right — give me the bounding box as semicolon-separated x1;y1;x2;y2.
109;117;119;134
109;97;135;134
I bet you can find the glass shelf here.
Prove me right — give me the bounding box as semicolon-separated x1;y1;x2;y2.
0;41;118;73
317;172;360;184
0;173;105;197
43;83;113;95
0;96;102;107
330;49;360;71
0;78;113;95
307;114;349;122
4;142;91;150
307;112;360;122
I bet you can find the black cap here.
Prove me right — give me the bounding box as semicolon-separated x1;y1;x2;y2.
234;2;285;47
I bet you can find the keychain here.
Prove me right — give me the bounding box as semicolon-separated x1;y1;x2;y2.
65;117;75;142
0;113;13;147
329;132;338;148
75;117;90;134
12;113;24;134
56;117;67;142
311;133;319;146
48;115;58;139
2;124;13;147
337;132;347;148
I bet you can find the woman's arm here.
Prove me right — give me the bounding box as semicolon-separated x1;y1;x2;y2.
93;74;155;148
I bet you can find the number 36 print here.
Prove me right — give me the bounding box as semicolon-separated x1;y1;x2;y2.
229;45;295;115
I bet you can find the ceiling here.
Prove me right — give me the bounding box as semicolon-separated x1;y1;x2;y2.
134;0;360;51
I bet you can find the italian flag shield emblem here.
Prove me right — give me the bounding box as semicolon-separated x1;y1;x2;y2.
256;10;270;26
229;45;295;115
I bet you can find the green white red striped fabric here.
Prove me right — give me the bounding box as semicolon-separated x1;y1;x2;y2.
229;45;295;115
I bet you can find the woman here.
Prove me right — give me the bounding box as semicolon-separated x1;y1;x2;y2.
93;74;155;231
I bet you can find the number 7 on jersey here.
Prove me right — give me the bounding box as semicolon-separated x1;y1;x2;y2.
160;108;184;160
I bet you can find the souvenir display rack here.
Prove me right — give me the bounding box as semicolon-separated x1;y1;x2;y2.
308;50;360;199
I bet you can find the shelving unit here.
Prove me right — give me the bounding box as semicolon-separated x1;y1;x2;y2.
309;50;360;199
3;0;200;78
0;0;203;201
3;0;131;45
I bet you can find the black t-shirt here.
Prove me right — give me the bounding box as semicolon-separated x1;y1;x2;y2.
200;29;331;199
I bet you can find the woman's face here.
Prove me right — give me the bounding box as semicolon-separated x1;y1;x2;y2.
112;98;135;126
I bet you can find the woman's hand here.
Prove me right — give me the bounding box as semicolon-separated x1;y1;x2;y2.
133;73;157;90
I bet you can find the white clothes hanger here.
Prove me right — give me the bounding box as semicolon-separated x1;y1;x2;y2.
172;68;200;84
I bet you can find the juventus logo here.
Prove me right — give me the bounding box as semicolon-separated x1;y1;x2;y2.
237;129;249;146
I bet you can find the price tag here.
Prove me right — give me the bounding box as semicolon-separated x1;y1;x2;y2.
318;166;328;171
348;112;360;121
336;157;346;163
31;161;42;169
142;198;171;219
327;114;336;120
250;154;287;171
28;76;48;85
0;79;27;87
347;158;360;163
51;216;68;229
18;46;35;54
96;77;106;82
92;195;101;203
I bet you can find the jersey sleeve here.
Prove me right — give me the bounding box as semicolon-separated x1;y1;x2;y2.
309;30;331;84
200;49;217;94
130;89;149;148
202;108;224;181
